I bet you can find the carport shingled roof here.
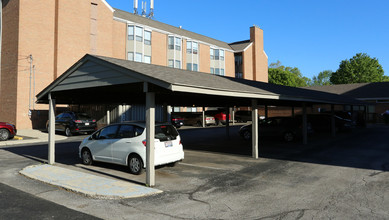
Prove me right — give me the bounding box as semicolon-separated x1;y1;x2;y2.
36;54;364;106
306;82;389;100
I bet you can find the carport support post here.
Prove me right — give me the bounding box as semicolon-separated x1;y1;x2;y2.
202;107;205;127
162;102;171;123
146;91;156;187
226;107;230;138
302;103;307;145
265;105;268;119
251;99;259;159
48;93;56;165
106;109;110;125
232;107;235;125
331;104;336;137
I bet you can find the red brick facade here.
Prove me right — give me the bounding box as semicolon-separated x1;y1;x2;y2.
0;0;269;129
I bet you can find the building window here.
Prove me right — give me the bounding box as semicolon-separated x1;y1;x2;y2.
210;49;214;60
135;26;143;42
186;63;192;71
221;68;225;76
175;60;181;69
193;42;198;54
144;31;151;45
193;64;198;72
210;67;214;74
144;55;151;64
220;50;224;61
168;36;174;49
168;59;174;67
128;52;134;61
214;49;220;60
135;53;142;62
175;37;181;51
215;68;220;75
128;25;134;40
186;41;192;54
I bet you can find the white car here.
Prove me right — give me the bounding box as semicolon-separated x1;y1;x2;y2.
79;122;184;175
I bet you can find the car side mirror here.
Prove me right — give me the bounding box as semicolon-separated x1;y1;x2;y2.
89;133;98;140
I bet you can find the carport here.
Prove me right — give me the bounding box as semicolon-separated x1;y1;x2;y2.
36;54;363;187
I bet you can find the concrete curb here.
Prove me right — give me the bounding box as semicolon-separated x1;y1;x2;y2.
20;164;162;199
0;129;68;146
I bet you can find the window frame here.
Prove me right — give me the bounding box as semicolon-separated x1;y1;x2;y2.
127;52;134;61
175;60;181;69
215;68;220;75
128;25;134;40
220;49;225;61
135;26;143;42
193;42;198;54
175;37;181;51
144;55;151;64
186;63;192;71
135;52;142;62
144;30;151;45
210;48;214;60
168;59;174;67
214;49;220;60
168;36;174;50
186;41;192;54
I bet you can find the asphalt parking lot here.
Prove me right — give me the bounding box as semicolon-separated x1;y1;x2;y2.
1;124;389;219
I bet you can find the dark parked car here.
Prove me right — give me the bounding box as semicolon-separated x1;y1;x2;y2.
234;111;252;122
306;114;355;132
0;122;17;141
171;116;184;128
239;116;312;142
47;112;97;136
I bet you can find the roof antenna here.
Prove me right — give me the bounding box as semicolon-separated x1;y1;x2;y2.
141;1;147;17
148;0;154;19
133;0;138;14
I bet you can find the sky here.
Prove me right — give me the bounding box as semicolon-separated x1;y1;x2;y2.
106;0;389;79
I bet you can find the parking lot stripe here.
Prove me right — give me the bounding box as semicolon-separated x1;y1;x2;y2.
179;162;227;170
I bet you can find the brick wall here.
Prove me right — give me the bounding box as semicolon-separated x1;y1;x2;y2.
0;0;20;125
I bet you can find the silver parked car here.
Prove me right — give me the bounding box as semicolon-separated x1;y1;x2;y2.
79;122;184;175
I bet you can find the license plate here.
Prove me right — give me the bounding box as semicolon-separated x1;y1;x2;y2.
85;123;89;125
165;141;173;147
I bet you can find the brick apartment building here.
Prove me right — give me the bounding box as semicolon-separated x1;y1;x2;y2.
0;0;268;129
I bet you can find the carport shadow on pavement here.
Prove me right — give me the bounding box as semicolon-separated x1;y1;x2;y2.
2;142;145;186
3;124;389;181
178;125;389;172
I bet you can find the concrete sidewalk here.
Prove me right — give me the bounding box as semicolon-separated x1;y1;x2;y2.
20;164;162;199
0;129;67;146
2;130;162;199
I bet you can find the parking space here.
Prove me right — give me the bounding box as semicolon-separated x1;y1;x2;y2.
2;124;389;218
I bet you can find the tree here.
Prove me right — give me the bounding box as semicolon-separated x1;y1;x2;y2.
268;68;308;87
330;53;385;84
268;61;309;87
311;70;333;86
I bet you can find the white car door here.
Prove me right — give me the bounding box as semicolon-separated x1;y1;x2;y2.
111;124;145;165
90;125;119;163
